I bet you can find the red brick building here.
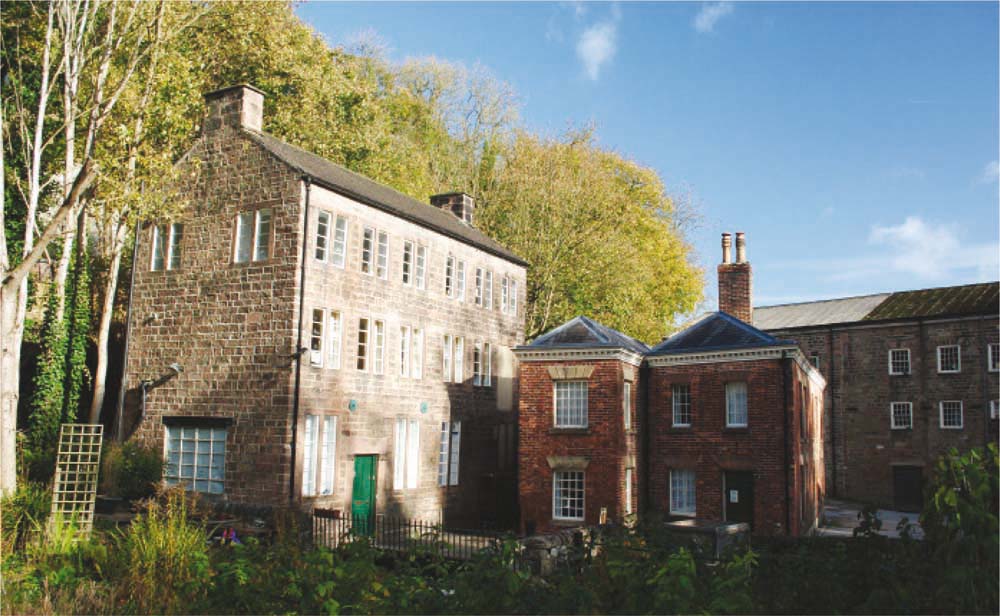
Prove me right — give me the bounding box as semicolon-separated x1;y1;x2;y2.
754;281;999;511
515;234;826;536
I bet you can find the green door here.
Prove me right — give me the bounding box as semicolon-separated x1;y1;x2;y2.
351;455;377;536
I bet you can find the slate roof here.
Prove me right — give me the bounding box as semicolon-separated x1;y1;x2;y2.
245;131;527;266
522;316;650;355
649;311;795;356
754;282;998;330
753;294;891;330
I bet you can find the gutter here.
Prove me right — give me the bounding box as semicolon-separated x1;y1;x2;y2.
114;221;141;441
289;177;312;504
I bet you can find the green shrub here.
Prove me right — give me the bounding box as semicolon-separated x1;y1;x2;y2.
100;441;164;501
0;482;50;554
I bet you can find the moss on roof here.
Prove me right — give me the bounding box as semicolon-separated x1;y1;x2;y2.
863;282;998;321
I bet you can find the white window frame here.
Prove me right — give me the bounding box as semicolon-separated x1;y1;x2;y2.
309;308;325;367
623;381;632;430
453;337;464;383
888;349;911;376
554;380;588;428
167;223;183;270
315;211;330;262
302;414;319;496
625;468;633;514
437;421;462;486
415;245;427;290
442;334;452;381
475;267;484;306
361;227;375;275
501;276;509;313
473;341;483;386
937;345;961;374
510;279;518;316
990;400;999;420
484;270;493;309
672;384;691;427
393;418;420;491
357;318;370;371
376;231;389;280
151;224;167;271
725;382;748;428
809;354;820;370
456;260;466;300
445;255;455;297
327;311;342;369
399;326;411;377
939;400;963;429
373;319;385;375
552;470;585;521
402;240;414;285
483;342;492;387
234;209;273;264
989;343;999;373
890;402;913;430
412;328;424;379
164;425;226;494
331;215;348;268
669;469;696;516
319;416;337;495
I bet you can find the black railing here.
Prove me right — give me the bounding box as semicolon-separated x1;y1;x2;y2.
312;509;505;560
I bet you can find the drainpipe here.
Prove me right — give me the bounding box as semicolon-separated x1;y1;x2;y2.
827;326;836;495
782;352;792;535
114;221;142;441
289;177;312;504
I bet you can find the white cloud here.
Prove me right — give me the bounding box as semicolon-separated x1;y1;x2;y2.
694;2;734;34
979;160;999;184
576;20;617;81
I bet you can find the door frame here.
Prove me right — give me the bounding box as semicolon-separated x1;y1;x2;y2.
351;454;378;528
722;470;755;527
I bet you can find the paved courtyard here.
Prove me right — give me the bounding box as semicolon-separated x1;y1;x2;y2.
817;498;924;539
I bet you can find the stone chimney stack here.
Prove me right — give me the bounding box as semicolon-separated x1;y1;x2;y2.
430;192;475;225
203;84;264;135
718;231;753;323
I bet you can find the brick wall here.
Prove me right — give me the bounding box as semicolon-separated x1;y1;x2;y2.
647;357;821;536
518;358;640;534
718;263;752;323
767;316;999;507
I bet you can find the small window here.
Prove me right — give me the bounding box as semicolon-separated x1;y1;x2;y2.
319;416;337;495
725;382;748;427
553;470;584;521
625;468;633;515
484;270;493;309
327;311;342;369
990;400;999;420
442;334;452;381
393;419;420;490
510;279;518;316
309;309;324;367
399;326;411;377
437;421;461;486
315;211;330;261
445;255;455;297
623;381;632;430
890;402;913;430
453;337;464;383
357;318;370;371
672;384;691;427
889;349;910;375
302;415;319;496
475;267;484;306
456;261;466;300
376;231;389;279
235;210;271;263
670;469;696;516
373;320;385;374
152;223;183;271
937;345;961;373
164;425;226;494
412;328;423;379
331;216;348;268
939;401;963;429
989;343;999;373
501;276;509;313
402;241;413;285
361;227;374;274
809;354;820;370
168;224;183;270
483;342;492;387
473;341;483;386
415;245;427;290
554;381;588;428
151;224;167;271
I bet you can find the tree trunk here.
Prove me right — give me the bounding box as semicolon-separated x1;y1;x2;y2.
0;284;25;494
88;223;126;424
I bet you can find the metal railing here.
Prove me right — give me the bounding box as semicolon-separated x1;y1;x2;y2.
312;509;505;560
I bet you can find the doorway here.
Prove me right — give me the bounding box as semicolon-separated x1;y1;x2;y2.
351;455;377;535
892;465;923;512
724;471;754;528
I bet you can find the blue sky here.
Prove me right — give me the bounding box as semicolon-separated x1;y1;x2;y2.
296;1;999;308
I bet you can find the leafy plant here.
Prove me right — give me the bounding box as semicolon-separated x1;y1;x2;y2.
99;441;164;501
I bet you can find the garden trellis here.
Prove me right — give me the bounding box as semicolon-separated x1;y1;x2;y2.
50;423;104;534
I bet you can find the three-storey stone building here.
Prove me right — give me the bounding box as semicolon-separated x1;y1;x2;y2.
123;85;527;526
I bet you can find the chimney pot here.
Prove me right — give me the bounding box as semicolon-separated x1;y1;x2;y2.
735;232;747;264
430;192;475;225
203;84;265;135
721;233;732;264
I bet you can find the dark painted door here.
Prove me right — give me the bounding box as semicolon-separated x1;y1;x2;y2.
893;466;923;512
351;455;377;535
724;471;755;528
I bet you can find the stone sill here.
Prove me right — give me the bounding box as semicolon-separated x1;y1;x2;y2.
549;428;590;435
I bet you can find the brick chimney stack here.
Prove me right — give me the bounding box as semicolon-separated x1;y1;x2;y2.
430;192;475;225
203;84;264;135
718;231;753;323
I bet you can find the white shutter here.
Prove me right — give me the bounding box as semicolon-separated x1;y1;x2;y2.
393;418;406;490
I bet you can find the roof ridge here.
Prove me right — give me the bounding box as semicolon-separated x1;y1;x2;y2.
756;280;999;311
